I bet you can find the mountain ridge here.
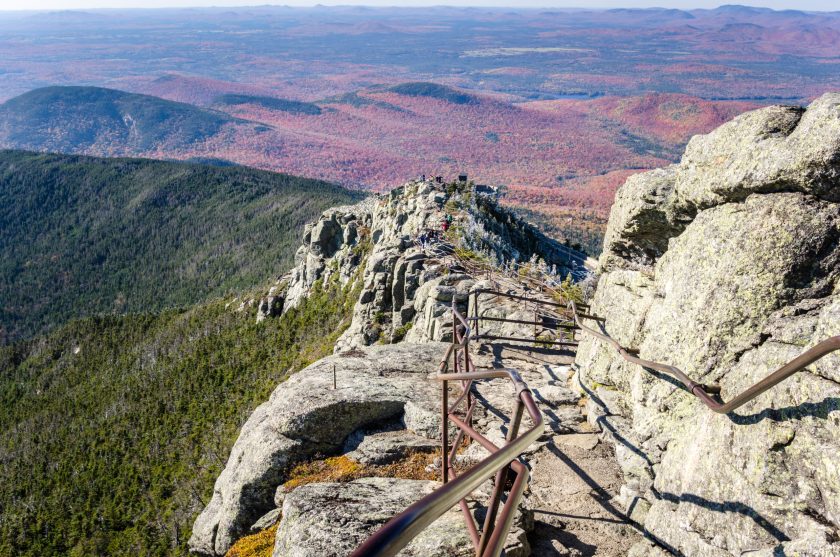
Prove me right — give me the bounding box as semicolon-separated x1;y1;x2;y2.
0;149;362;343
0;86;245;154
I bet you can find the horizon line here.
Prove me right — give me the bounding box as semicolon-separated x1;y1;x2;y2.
1;3;839;15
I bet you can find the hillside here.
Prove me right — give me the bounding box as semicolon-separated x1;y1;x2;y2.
0;150;362;343
0;86;239;154
387;82;478;105
0;83;759;255
215;94;322;115
0;277;360;557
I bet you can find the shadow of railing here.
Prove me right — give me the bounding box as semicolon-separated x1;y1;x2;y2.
576;379;656;469
545;444;686;557
729;396;840;425
653;489;790;543
571;300;840;416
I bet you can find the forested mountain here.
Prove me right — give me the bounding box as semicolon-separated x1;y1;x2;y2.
0;277;360;556
0;150;362;343
215;94;323;115
0;86;242;154
387;82;478;105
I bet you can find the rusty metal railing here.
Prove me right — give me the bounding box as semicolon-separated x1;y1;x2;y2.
350;301;544;557
453;241;840;415
470;288;580;348
570;300;840;414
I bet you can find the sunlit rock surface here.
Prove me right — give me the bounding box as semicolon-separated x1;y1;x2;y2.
576;93;840;555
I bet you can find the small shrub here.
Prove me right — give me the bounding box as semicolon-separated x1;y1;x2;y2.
534;332;556;349
391;322;413;342
552;273;584;305
283;456;363;490
225;523;279;557
454;246;489;264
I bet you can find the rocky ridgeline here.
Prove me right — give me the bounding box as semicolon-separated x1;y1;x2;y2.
575;93;840;555
190;180;584;556
263;179;582;349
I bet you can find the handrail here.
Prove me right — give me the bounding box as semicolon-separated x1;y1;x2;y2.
470;288;580;348
351;301;544;557
570;300;840;414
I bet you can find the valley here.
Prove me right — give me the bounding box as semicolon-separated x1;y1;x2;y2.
1;5;838;253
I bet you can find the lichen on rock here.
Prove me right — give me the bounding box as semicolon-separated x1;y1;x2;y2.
575;93;840;555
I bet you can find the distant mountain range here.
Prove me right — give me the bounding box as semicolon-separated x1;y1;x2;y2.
0;84;757;255
0;150;362;343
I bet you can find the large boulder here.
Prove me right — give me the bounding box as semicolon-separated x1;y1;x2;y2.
188;342;447;556
575;93;840;555
273;477;472;557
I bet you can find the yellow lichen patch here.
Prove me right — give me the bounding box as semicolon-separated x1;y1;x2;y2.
283;455;364;490
282;451;443;495
375;451;439;481
225;522;279;557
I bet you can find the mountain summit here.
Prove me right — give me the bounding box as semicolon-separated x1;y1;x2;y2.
0;86;240;154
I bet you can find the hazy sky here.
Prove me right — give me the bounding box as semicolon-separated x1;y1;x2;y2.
0;0;837;11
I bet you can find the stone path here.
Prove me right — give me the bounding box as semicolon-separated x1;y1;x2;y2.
468;293;647;556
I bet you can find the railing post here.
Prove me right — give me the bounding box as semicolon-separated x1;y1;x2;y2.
477;397;525;555
534;308;538;341
452;299;458;358
442;378;449;484
473;290;479;340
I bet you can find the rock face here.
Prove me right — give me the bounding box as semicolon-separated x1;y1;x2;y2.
575;93;840;555
188;343;446;555
274;180;583;351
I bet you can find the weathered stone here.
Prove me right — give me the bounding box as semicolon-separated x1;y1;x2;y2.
674;95;840;210
344;429;438;465
249;508;282;534
309;216;343;257
544;406;587;434
273;478;472;557
533;384;579;407
256;294;284;323
575;94;840;556
600;166;682;271
626;540;671;557
188;343;446;556
554;433;600;451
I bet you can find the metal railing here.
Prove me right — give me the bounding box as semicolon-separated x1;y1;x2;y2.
350;301;544;557
452;240;840;415
352;235;840;557
452;245;840;416
470;289;580;348
570;300;840;414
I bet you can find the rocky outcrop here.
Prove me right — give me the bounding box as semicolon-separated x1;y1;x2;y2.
273;478;472;557
282;201;375;311
191;179;590;556
575;93;840;555
271;180;584;351
189;342;446;555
